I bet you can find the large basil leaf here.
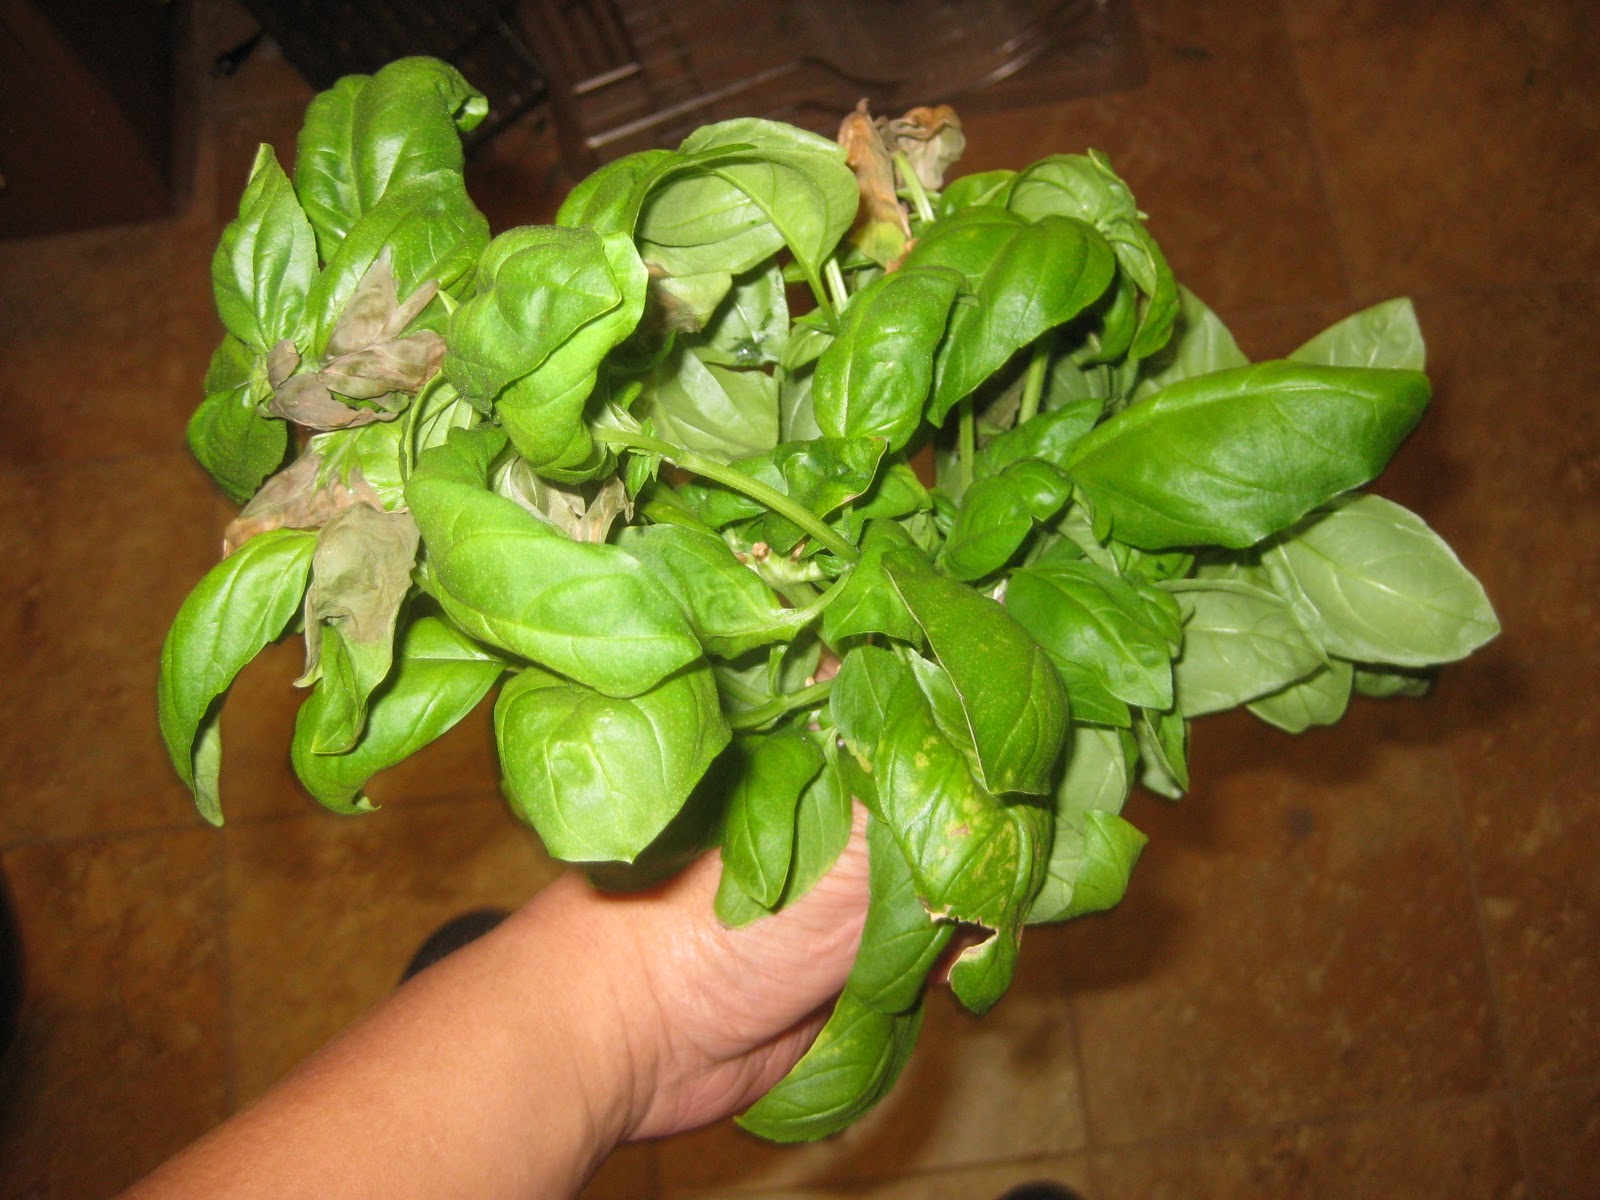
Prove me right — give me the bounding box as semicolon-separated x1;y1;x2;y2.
212;145;317;352
187;335;287;503
736;990;924;1143
1172;583;1326;717
719;730;825;908
306;173;489;354
157;530;317;824
290;615;502;812
636;348;780;462
556;148;678;235
1290;297;1425;371
617;523;812;656
1029;725;1138;922
495;662;729;863
1006;558;1177;711
873;657;1050;1012
903;211;1116;421
847;812;953;1013
1066;361;1431;550
641;120;858;290
1261;493;1499;666
444;225;632;401
293;58;486;258
1247;658;1354;734
884;548;1067;796
1007;151;1178;359
406;427;701;696
812;266;964;451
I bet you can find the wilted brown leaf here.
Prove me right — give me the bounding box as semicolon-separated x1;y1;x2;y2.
299;503;421;682
884;104;966;191
222;450;386;555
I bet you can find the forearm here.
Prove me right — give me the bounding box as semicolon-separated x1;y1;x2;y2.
122;874;649;1200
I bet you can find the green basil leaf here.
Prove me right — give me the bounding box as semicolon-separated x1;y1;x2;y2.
1006;558;1176;711
812;265;964;451
1007;151;1178;359
828;642;907;769
1352;663;1435;698
636;348;780;462
1132;285;1249;399
212;145;317;352
884;548;1068;796
290;615;502;812
973;400;1101;480
495;662;729;863
1261;493;1499;666
1247;658;1354;733
1171;583;1325;717
937;168;1016;214
1066;361;1431;550
556;148;679;234
617;523;812;657
188;335;286;503
306;173;489;355
904;211;1116;422
736;990;924;1143
293;58;486;259
1290;297;1425;371
1135;706;1188;799
407;427;701;696
681;261;789;367
645;119;858;288
157;529;317;824
720;730;825;908
939;459;1070;581
848;811;953;1012
1029;725;1136;922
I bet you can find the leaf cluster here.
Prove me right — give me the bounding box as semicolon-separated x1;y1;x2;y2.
159;62;1498;1143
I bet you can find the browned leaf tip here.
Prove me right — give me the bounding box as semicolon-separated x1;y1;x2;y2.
883;104;966;191
838;99;911;238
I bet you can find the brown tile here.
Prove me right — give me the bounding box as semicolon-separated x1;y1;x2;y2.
225;797;559;1103
584;1140;660;1200
1518;1073;1600;1200
665;1154;1092;1200
957;0;1348;313
192;0;316;117
0;456;219;841
1061;699;1500;1144
1091;1091;1523;1200
660;942;1087;1194
0;220;223;469
1285;0;1600;300
217;637;502;823
1448;654;1600;1084
0;830;229;1198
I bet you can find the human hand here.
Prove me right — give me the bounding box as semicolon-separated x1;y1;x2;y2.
518;802;872;1145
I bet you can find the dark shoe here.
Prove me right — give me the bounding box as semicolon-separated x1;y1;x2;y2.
399;908;509;984
997;1185;1084;1200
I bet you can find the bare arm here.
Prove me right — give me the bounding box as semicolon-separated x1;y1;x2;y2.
123;808;870;1200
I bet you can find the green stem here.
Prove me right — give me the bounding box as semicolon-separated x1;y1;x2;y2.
824;256;851;314
594;429;860;563
893;151;936;223
958;396;976;493
1018;339;1050;425
727;678;834;732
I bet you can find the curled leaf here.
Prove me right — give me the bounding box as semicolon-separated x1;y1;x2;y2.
223;450;385;555
882;104;965;191
838;100;909;264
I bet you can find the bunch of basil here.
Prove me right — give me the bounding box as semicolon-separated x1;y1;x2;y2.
158;58;1498;1141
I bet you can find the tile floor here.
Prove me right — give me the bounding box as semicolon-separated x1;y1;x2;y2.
2;0;1598;1196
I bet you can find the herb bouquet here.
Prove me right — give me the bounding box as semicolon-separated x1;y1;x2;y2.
158;59;1499;1141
